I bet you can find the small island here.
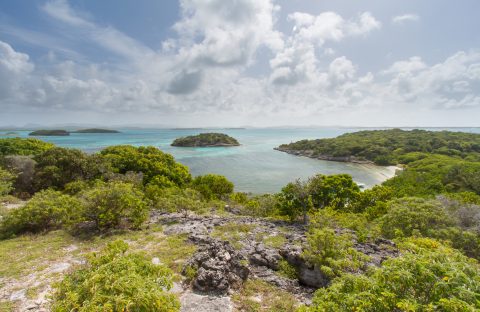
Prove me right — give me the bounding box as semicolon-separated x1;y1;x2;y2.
171;133;240;147
74;128;120;133
29;130;70;136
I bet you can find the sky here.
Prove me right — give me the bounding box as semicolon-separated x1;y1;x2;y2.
0;0;480;127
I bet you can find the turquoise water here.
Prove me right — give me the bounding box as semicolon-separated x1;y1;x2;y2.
2;127;479;194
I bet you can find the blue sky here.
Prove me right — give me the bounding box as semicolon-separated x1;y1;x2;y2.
1;0;480;127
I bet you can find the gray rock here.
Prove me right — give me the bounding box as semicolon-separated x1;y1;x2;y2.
184;238;249;294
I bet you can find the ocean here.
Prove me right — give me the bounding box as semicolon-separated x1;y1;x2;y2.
2;127;479;194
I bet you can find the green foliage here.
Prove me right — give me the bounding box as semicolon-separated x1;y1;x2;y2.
351;185;394;215
277;179;312;223
279;129;480;165
100;145;191;187
379;197;456;238
79;182;148;232
302;238;480;312
307;174;360;210
147;186;205;216
383;154;480;197
33;147;108;192
277;259;298;279
379;197;480;259
51;240;180;312
0;167;15;196
277;174;360;222
191;174;234;200
0;190;83;238
0;138;54;157
303;228;369;278
171;132;239;147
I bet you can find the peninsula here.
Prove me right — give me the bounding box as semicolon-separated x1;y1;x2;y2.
171;133;240;147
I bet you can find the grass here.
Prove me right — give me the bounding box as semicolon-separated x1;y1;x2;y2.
263;234;287;249
232;279;298;312
0;300;14;311
211;222;254;249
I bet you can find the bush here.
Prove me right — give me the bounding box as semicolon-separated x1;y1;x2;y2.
379;197;456;239
79;182;148;232
302;238;480;311
0;190;83;238
100;145;191;187
33;148;109;192
0;138;54;157
0;167;15;196
1;155;36;195
303;228;369;278
191;174;234;200
51;240;180;312
148;186;205;216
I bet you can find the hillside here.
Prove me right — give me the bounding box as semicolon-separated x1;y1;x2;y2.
171;133;240;147
276;129;480;165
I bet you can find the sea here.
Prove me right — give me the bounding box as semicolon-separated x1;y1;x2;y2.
1;127;479;194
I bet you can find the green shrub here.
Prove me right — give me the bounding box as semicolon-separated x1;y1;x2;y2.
191;174;234;200
79;182;148;232
379;197;456;239
0;167;15;196
51;240;180;312
33;148;108;191
302;238;480;311
0;190;83;238
0;138;54;157
277;259;298;279
100;145;191;187
303;228;369;278
148;186;205;216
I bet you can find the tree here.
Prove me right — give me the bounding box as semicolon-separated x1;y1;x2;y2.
307;174;360;210
0;167;15;196
0;138;54;157
277;179;312;223
191;174;234;200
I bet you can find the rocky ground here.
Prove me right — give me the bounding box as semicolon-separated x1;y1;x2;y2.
0;209;399;312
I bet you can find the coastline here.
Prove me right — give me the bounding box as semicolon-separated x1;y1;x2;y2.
275;147;402;183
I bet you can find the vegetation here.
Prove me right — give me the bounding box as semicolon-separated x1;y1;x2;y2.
191;174;234;200
0;137;54;156
74;128;120;133
278;129;480;165
29;130;70;136
171;132;240;147
302;238;480;312
51;240;180;312
0;190;83;238
101;145;191;187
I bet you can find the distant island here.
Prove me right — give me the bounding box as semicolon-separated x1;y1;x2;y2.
74;128;120;133
276;128;480;165
29;130;70;136
171;133;240;147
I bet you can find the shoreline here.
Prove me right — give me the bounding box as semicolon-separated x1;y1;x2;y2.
275;148;403;183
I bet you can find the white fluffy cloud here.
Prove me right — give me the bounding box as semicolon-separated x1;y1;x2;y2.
269;11;380;85
1;0;480;126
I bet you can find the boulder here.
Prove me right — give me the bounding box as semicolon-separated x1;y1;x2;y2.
184;238;249;294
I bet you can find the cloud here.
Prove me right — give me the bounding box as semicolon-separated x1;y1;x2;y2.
392;14;420;25
270;11;380;85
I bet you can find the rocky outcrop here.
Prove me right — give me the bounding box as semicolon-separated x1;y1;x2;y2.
280;245;329;288
183;238;249;294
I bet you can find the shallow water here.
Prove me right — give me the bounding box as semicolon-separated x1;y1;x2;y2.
2;127;479;193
